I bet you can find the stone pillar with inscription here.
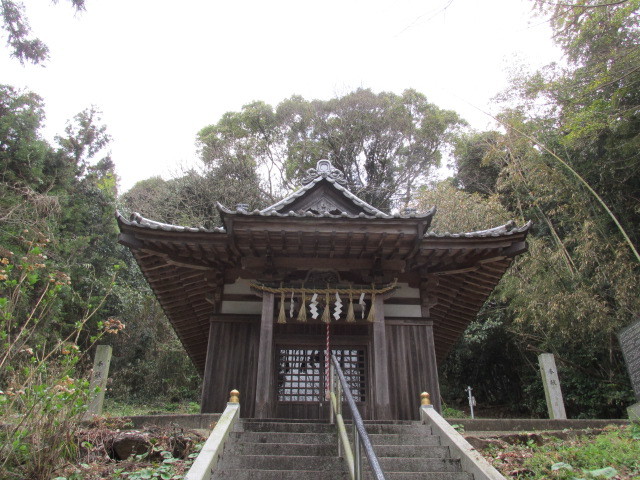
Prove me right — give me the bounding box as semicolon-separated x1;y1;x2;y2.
538;353;567;420
86;345;112;418
618;318;640;420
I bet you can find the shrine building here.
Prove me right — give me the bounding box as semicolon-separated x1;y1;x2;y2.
117;160;530;420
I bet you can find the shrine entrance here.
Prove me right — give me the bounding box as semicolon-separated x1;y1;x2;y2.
274;323;370;420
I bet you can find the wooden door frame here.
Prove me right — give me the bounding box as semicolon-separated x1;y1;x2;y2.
273;333;371;419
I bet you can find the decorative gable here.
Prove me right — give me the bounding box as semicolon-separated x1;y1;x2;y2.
262;160;389;218
276;181;366;216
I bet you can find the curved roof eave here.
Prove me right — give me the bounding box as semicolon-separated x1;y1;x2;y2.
424;220;533;239
115;211;226;234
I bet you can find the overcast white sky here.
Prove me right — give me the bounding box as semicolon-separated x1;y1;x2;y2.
1;0;561;193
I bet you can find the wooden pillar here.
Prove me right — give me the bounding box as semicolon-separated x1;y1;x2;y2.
200;320;217;413
424;320;442;413
372;294;392;419
254;292;275;418
421;277;442;413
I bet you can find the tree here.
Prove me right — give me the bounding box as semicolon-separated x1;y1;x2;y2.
0;86;127;477
413;181;530;411
197;88;464;211
0;82;200;410
440;0;640;411
501;0;640;248
121;164;264;230
414;179;511;232
1;0;86;64
0;85;48;187
56;106;111;176
436;0;640;416
452;131;503;196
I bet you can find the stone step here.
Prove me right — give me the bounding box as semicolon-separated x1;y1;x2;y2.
238;420;430;435
368;433;441;446
373;444;450;458
214;419;466;480
363;424;432;435
250;418;328;424
363;420;421;425
230;441;337;456
363;472;473;480
372;457;462;473
218;454;345;471
249;418;419;425
213;469;350;479
238;421;335;433
230;431;336;444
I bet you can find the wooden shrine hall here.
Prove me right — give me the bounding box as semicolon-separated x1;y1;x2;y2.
117;160;531;420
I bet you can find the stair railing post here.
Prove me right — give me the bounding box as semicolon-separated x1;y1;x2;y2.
330;362;335;426
419;391;432;422
330;361;342;458
336;369;342;417
354;429;362;480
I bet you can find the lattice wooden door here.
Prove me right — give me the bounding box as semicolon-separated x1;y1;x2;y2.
276;347;367;419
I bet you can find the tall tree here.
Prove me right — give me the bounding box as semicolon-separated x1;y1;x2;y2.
452;131;503;195
121;164;264;230
197;89;464;211
439;0;640;417
502;0;640;247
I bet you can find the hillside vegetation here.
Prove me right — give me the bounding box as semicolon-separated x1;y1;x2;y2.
1;1;639;478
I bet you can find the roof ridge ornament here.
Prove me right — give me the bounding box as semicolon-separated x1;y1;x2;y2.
302;159;347;186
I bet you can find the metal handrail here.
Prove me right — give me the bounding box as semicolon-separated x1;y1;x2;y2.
330;354;386;480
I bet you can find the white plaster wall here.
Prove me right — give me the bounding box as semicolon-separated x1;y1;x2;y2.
223;279;253;295
384;282;421;318
221;279;261;314
220;301;262;314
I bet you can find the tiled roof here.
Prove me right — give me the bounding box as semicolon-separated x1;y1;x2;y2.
116;211;226;233
424;220;533;238
261;174;390;217
218;200;436;220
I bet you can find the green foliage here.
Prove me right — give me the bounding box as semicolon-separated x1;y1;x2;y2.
0;81;200;472
56;106;112;175
0;83;145;478
105;295;201;405
0;238;120;479
103;400;201;416
0;0;86;64
415;180;532;412
121;166;262;229
452;131;503;195
197;88;464;211
415;179;512;233
506;1;640;248
56;439;203;480
436;1;640;418
487;426;640;480
0;86;58;189
441;405;468;419
111;448;196;480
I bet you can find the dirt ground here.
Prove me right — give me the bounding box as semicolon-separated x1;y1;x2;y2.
56;418;207;480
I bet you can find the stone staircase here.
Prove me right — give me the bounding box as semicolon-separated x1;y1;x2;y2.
365;421;472;479
212;419;474;480
213;419;348;479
